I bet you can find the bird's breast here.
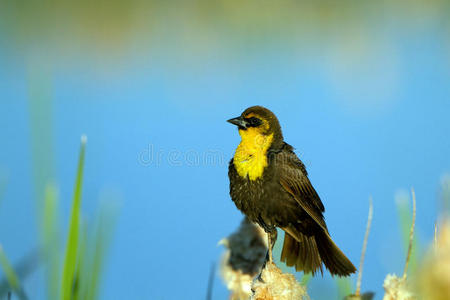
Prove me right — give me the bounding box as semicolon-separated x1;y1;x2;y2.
233;132;273;181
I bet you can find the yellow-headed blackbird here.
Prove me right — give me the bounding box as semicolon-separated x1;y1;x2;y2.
227;106;356;276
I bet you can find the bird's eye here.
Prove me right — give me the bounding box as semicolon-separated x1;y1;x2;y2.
246;117;262;127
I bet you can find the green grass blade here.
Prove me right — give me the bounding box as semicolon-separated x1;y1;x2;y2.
42;183;61;299
0;245;28;300
0;245;20;291
86;202;119;300
300;273;312;286
441;175;450;213
27;64;55;205
336;277;353;299
74;220;88;300
0;171;7;209
61;135;86;300
0;251;39;298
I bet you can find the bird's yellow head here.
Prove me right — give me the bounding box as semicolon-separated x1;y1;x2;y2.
227;106;283;180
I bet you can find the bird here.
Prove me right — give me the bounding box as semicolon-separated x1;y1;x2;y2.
227;105;356;276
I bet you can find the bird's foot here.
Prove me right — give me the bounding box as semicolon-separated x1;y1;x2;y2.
265;248;273;265
255;266;265;283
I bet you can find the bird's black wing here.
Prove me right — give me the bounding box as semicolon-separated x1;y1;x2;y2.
276;144;328;232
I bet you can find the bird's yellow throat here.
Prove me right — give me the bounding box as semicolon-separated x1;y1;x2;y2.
233;128;273;180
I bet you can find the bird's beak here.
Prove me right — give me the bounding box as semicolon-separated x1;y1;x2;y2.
227;116;248;129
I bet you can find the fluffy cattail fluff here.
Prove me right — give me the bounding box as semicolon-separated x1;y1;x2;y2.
382;275;415;300
417;218;450;300
251;262;308;300
220;217;268;300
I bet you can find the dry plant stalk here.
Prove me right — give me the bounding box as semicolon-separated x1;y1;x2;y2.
356;198;373;296
403;189;416;279
345;199;374;300
434;222;437;249
382;189;416;300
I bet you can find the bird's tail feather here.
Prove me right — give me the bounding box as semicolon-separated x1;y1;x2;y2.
281;228;356;276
